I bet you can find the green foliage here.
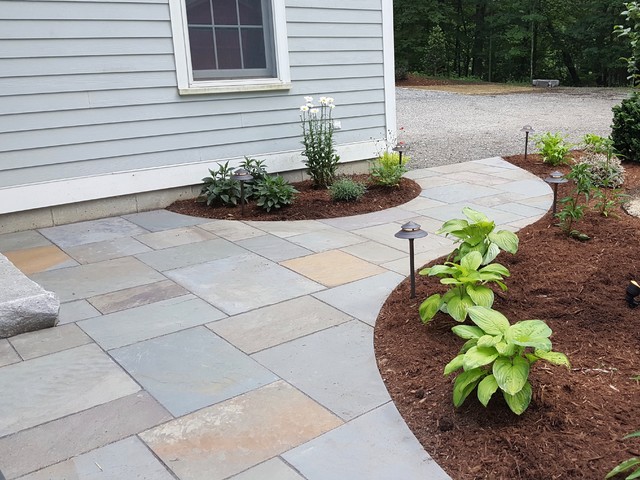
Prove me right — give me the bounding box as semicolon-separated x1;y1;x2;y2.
444;306;570;415
437;207;519;265
329;177;367;202
199;161;242;207
299;96;340;188
556;162;594;236
612;92;640;163
605;431;640;479
419;251;511;324
535;132;572;166
582;133;611;154
577;151;625;188
370;151;408;187
614;1;640;85
594;187;629;217
254;175;297;212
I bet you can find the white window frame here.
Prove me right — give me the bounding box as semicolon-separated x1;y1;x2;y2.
168;0;291;95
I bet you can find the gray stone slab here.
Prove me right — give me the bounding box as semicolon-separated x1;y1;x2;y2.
135;226;217;250
17;436;175;480
440;171;513;186
287;228;365;253
208;296;351;354
472;156;519;169
339;241;405;264
352;222;454;255
166;253;324;315
57;300;101;325
88;279;189;315
236;234;313;262
253;320;390;421
38;217;148;249
0;392;171;479
199;220;268;241
420;182;504;203
0;254;59;338
313;272;404;326
0;339;20;367
284;402;451;480
9;323;92;360
135;238;246;271
30;257;165;302
229;458;305;480
122;209;208;232
493;179;552;198
65;236;152;264
245;220;331;238
111;327;278;416
0;343;140;437
0;231;51;253
318;208;414;231
396;195;446;213
493;201;548;217
79;295;226;350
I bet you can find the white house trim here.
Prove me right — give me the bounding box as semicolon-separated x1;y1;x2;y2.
382;0;397;146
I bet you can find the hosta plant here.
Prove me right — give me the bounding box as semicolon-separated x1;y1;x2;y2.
535;131;572;166
444;306;570;415
438;207;519;265
606;431;640;480
419;251;510;323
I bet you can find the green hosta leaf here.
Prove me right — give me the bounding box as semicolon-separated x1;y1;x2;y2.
444;354;465;375
483;242;501;265
503;381;532;415
466;284;494;307
463;346;499;370
488;230;520;254
419;294;442;324
506;320;553;351
420;265;455;277
606;458;640;479
463;207;489;223
478;263;510;277
437;218;469;236
447;294;474;322
494;280;508;292
460;338;478;353
467;306;510;335
534;350;571;368
451;325;484;340
452;368;487;407
441;278;462;285
460;251;483;271
477;374;499;407
625;431;640;440
495;341;517;356
493;356;530;395
477;334;502;348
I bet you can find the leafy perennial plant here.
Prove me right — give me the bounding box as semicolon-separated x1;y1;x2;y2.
300;96;340;188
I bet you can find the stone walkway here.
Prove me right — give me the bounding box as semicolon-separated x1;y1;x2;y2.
0;158;552;480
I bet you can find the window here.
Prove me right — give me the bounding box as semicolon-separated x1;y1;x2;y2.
169;0;291;94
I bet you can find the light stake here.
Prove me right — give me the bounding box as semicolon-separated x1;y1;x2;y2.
520;125;535;160
231;167;253;217
395;221;428;299
544;170;568;216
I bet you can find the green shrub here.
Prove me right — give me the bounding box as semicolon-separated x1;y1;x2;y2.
329;177;367;202
612;92;640;163
444;306;570;415
199;161;242;206
254;175;297;212
577;151;625;188
370;151;408;187
534;132;572;166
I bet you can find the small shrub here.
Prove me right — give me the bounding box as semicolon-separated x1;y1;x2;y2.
535;132;572;166
370;151;408;187
582;133;611;154
612;92;640;163
577;151;625;188
329;177;367;202
444;306;570;415
556;162;594;238
254;175;297;212
199;161;242;206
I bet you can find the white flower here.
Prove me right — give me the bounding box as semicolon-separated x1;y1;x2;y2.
300;105;309;112
326;97;335;104
329;104;335;109
310;108;319;115
319;96;328;105
304;96;313;103
306;102;313;108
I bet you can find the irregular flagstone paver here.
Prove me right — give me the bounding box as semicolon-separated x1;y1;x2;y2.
4;246;78;274
420;182;504;203
493;178;552;197
57;299;101;325
236;234;313;262
38;217;148;249
0;392;171;479
110;327;278;416
0;339;20;367
135;237;246;271
208;296;352;354
9;323;91;360
30;256;165;302
283;402;451;480
122;209;208;232
245;219;332;238
64;236;152;264
286;227;365;252
17;436;175;480
0;230;51;253
199;220;268;241
228;458;306;480
340;240;406;264
317;207;415;231
140;381;343;480
281;250;386;288
253;320;390;421
165;253;323;315
87;279;189;315
135;225;218;250
0;343;139;437
79;295;226;350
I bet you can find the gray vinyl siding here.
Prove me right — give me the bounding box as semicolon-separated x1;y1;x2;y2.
0;0;387;189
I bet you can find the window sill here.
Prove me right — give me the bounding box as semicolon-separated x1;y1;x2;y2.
178;80;292;96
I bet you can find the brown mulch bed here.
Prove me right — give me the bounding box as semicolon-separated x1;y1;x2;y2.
166;175;421;221
374;154;640;480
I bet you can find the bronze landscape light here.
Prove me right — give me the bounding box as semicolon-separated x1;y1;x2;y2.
395;221;428;299
544;170;568;216
392;143;410;166
231;167;253;217
520;125;535;160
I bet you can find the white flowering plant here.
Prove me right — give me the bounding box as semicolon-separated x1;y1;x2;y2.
299;96;340;187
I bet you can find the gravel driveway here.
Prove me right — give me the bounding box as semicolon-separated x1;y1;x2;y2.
396;87;631;169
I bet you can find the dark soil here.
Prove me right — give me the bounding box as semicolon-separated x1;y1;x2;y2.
374;154;640;480
396;73;488;87
166;175;421;221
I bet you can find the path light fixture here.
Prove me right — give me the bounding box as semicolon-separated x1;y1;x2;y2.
395;221;428;299
392;143;411;166
626;280;640;308
520;125;535;160
231;167;253;217
544;170;568;216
